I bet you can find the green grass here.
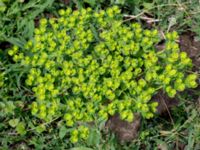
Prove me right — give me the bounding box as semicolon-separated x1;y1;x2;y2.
0;0;200;149
73;0;200;35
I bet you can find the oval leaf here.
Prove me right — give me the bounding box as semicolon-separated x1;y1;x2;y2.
9;118;19;128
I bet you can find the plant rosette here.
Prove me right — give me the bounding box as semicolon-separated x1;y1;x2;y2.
8;6;198;143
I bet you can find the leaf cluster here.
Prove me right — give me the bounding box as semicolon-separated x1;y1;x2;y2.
7;6;198;143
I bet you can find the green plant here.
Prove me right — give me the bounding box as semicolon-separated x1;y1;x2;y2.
7;6;197;143
0;0;55;43
0;71;4;87
79;0;200;39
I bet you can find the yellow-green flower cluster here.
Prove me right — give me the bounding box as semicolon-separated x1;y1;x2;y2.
8;6;198;142
70;126;89;143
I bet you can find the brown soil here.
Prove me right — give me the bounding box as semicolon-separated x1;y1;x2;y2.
106;91;179;143
106;113;141;143
179;32;200;69
152;91;179;115
62;0;70;5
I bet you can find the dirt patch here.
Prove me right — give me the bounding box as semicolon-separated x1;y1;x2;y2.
106;113;141;143
179;32;200;69
62;0;71;5
156;31;200;69
10;142;32;150
0;41;11;50
106;91;179;143
152;91;179;115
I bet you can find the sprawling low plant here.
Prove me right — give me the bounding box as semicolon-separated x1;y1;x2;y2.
8;6;197;143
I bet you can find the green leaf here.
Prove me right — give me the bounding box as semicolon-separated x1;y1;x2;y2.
6;37;26;48
70;147;93;150
5;101;16;114
114;0;125;5
27;0;54;18
143;2;154;10
16;122;26;135
0;1;6;12
27;19;34;38
36;124;46;133
168;17;177;30
59;126;67;139
9;118;19;128
73;0;83;9
84;0;96;7
89;24;99;41
87;129;101;146
187;130;195;150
